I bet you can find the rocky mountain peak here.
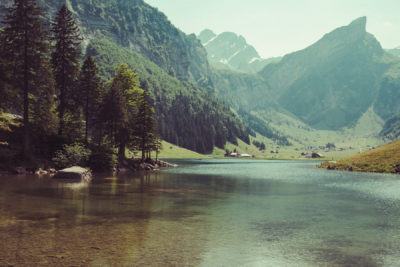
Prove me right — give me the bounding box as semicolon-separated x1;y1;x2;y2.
198;29;216;44
259;17;392;130
348;16;367;32
318;16;368;47
198;30;273;73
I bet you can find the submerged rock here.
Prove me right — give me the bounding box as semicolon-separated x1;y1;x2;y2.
53;166;92;181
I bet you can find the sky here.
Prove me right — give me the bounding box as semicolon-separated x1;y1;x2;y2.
144;0;400;58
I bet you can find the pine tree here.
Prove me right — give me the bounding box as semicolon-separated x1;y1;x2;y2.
30;55;58;136
152;134;162;162
101;64;143;161
52;4;81;136
79;56;102;143
134;90;157;161
0;29;16;111
2;0;54;157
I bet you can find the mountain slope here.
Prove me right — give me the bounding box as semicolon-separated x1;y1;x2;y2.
212;69;271;110
1;0;214;90
380;115;400;140
258;17;400;130
386;47;400;58
0;0;250;153
198;29;278;73
85;37;250;153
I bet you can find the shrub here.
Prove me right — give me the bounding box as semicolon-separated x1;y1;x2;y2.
52;143;91;169
88;144;117;171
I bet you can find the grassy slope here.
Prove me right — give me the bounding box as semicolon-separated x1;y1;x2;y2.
318;139;400;174
152;141;210;159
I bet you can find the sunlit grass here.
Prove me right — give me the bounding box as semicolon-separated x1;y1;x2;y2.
152;141;210;159
318;139;400;174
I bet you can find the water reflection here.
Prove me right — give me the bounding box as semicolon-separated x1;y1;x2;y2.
0;170;218;266
1;160;400;266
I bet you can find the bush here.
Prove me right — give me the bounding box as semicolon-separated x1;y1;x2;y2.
88;144;117;171
52;143;91;169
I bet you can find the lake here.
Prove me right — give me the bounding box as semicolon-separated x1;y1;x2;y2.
1;159;400;266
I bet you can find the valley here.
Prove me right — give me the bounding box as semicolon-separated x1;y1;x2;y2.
1;0;399;162
2;1;400;266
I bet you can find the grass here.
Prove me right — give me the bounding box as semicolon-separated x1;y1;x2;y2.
248;108;386;160
318;139;400;174
140;107;391;162
151;141;211;159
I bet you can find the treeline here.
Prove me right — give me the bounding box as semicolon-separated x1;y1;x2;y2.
86;37;250;153
237;109;291;146
252;140;266;151
0;1;159;169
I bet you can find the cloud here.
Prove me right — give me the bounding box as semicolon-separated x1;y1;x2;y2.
383;21;393;27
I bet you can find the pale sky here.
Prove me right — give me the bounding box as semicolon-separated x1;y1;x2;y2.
144;0;400;58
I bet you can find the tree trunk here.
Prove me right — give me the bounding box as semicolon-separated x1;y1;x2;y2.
58;83;65;136
118;142;125;162
58;53;66;136
141;149;145;162
22;24;30;159
85;96;89;143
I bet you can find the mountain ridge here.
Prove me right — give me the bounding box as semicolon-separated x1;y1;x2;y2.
198;29;278;73
1;0;214;89
256;16;400;130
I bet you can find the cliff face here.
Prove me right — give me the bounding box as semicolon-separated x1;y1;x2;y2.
0;0;213;87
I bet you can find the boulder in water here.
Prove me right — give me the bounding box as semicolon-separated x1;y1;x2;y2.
53;166;92;181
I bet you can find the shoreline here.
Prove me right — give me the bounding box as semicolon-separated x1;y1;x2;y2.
317;161;400;175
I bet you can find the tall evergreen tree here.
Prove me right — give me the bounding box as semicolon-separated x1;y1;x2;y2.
0;29;15;111
79;56;102;143
101;64;143;161
30;51;58;136
52;4;81;136
2;0;54;157
134;90;157;161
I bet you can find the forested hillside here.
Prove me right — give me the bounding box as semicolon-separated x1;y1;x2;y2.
0;0;250;154
86;37;249;153
1;0;214;88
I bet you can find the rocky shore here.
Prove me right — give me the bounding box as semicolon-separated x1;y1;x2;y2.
1;158;177;177
117;158;177;172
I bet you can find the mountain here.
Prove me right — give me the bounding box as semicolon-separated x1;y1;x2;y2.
386;47;400;58
198;29;279;73
0;0;250;153
1;0;214;89
208;17;400;148
212;69;270;110
380;115;400;140
256;17;400;130
319;139;400;174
